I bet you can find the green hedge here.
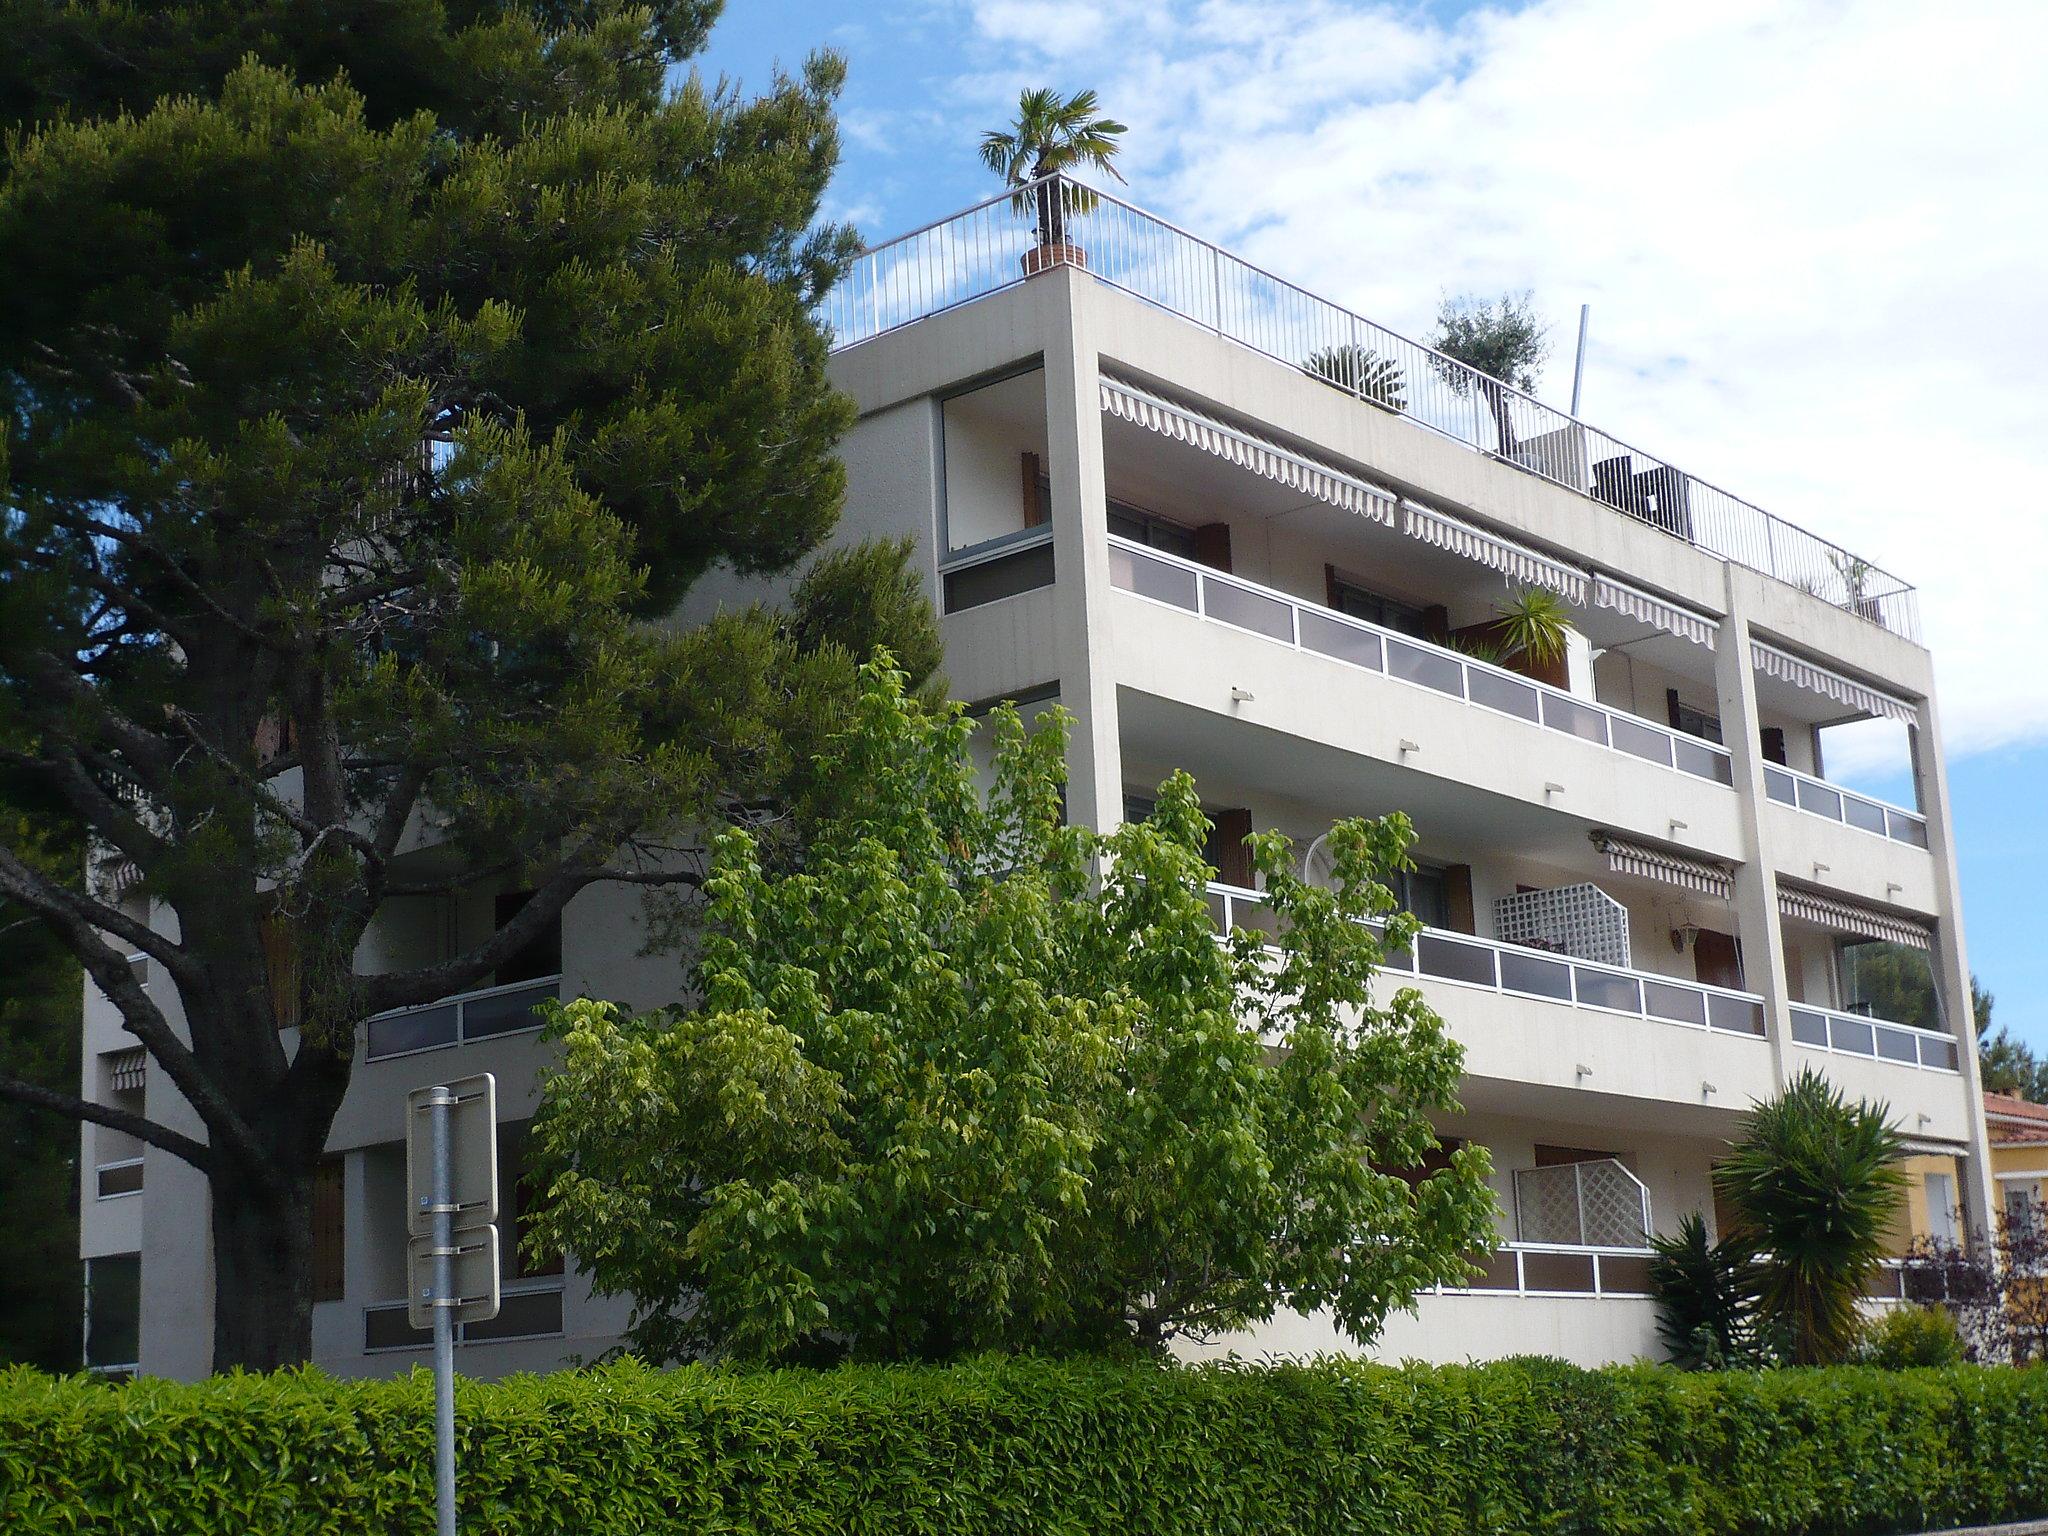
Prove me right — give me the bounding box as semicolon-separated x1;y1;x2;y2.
5;1355;2047;1534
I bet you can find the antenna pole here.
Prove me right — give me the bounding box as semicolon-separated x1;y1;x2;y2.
1570;304;1590;415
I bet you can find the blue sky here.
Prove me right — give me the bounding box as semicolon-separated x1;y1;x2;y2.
698;0;2048;1049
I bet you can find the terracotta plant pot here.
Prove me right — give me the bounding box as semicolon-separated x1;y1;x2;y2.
1022;242;1086;275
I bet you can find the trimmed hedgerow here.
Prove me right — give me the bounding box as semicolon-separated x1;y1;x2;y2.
3;1354;2046;1535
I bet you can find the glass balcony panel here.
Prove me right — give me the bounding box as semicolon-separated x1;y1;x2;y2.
942;543;1054;612
1226;898;1282;939
1597;1254;1655;1296
1205;579;1295;642
1204;889;1229;932
1642;980;1707;1026
1796;778;1844;819
1498;950;1573;1001
1763;764;1798;805
1386;638;1465;696
1521;1250;1597;1293
1790;1008;1830;1047
366;1003;458;1061
463;1288;565;1342
1919;1035;1959;1070
1467;1250;1520;1291
1541;692;1609;745
1675;738;1734;784
1298;610;1383;671
1829;1016;1876;1056
1843;795;1889;835
1108;543;1196;609
1888;811;1930;848
363;1304;430;1352
1875;1026;1919;1064
1609;716;1674;766
1467;669;1541;722
462;981;556;1042
1573;966;1642;1013
1417;934;1497;987
1707;994;1767;1036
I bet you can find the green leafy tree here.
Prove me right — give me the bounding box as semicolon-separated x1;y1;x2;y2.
526;662;1498;1365
1430;291;1549;456
0;5;934;1371
1980;1025;2048;1102
978;86;1127;248
1715;1070;1907;1365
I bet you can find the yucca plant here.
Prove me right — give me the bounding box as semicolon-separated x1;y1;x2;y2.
1648;1212;1764;1369
979;87;1127;250
1492;586;1572;668
1715;1070;1908;1364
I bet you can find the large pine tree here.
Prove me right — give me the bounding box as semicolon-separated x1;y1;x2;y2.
0;0;929;1370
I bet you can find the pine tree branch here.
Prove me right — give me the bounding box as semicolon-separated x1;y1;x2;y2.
0;1073;211;1171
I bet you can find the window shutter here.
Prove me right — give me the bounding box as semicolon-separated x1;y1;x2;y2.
1759;727;1788;765
1192;522;1233;573
1204;806;1254;889
1020;451;1049;527
1444;864;1476;935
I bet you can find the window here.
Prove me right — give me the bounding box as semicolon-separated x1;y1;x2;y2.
1836;940;1939;1030
1925;1171;1957;1246
85;1254;141;1372
1328;575;1433;642
501;1129;563;1281
493;892;563;986
1395;864;1451;929
1107;499;1197;559
2005;1185;2038;1236
1667;691;1724;745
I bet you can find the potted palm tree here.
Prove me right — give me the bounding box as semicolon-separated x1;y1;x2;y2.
979;88;1127;275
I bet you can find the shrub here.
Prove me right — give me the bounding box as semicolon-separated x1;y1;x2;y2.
1858;1306;1967;1369
4;1355;2048;1535
1649;1212;1768;1370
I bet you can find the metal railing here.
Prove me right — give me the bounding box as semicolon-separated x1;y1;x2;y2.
363;976;560;1063
828;175;1919;640
1113;535;1737;787
1206;881;1768;1038
94;1158;144;1199
1439;1241;1657;1299
1763;761;1929;848
1790;1001;1960;1073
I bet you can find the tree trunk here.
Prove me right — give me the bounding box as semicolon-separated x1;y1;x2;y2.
210;1165;315;1372
1479;377;1518;458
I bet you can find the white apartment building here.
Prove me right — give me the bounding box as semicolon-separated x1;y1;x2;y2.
78;178;1993;1377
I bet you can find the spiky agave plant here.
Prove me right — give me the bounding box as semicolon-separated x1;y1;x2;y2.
979;87;1127;248
1714;1070;1908;1364
1492;586;1572;668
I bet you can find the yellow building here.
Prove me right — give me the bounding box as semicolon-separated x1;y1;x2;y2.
1986;1093;2048;1229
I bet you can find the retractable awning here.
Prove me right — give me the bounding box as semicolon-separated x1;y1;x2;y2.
1592;574;1719;651
1777;885;1933;949
1591;832;1733;899
1099;376;1397;526
1751;640;1917;724
108;1047;146;1094
1399;500;1589;603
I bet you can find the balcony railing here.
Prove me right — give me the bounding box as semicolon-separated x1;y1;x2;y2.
828;175;1918;640
1206;882;1767;1038
1763;761;1929;849
1790;1001;1960;1073
363;975;560;1063
1438;1241;1656;1299
93;1158;144;1199
1116;535;1737;787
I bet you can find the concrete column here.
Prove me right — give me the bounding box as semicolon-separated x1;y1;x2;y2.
1713;574;1795;1089
1911;694;1998;1240
1039;267;1123;833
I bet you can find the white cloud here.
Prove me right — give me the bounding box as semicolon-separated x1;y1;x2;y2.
954;0;2048;773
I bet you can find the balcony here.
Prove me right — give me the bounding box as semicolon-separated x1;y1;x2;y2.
363;975;560;1063
1790;1001;1960;1074
1448;1241;1656;1300
1764;760;1928;849
1112;535;1737;786
828;174;1918;640
1207;882;1766;1039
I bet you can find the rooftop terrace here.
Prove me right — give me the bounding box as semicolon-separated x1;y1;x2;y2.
823;175;1920;644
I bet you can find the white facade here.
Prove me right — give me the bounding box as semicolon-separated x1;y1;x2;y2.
79;192;1991;1378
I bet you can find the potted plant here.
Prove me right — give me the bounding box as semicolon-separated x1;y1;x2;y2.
1303;343;1408;413
979;88;1127;275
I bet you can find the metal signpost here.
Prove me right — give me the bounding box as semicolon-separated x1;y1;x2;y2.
405;1073;500;1536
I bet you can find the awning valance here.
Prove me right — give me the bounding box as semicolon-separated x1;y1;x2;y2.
1399;500;1588;603
1592;574;1719;651
1778;885;1933;949
1099;376;1396;526
108;1046;147;1094
1751;641;1917;724
1591;832;1734;899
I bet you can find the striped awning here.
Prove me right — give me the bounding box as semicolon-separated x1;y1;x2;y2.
1591;832;1733;899
1399;500;1588;603
108;1047;147;1094
1099;376;1397;526
1751;640;1917;724
1777;886;1933;949
1592;574;1719;651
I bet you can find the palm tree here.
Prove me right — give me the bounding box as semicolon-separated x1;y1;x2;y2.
1715;1069;1908;1364
979;87;1127;257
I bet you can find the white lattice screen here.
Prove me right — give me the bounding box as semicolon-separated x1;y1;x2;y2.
1513;1160;1652;1247
1493;882;1631;967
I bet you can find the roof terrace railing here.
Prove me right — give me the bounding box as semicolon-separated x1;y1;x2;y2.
824;175;1920;642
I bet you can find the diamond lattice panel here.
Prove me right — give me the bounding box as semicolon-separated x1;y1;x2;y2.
1513;1165;1587;1245
1493;883;1632;967
1577;1161;1650;1247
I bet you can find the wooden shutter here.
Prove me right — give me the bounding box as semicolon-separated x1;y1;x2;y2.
1442;864;1476;935
1192;522;1233;573
310;1157;345;1303
1666;687;1684;732
1324;563;1342;609
1423;604;1451;645
1020;451;1049;528
1204;806;1254;889
1693;928;1745;990
1759;727;1788;765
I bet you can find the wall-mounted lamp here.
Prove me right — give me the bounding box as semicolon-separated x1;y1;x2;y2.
1668;818;1690;837
1398;738;1420;756
1813;862;1831;879
1702;1081;1718;1098
1544;781;1566;798
1229;686;1255;705
1670;922;1702;954
1575;1063;1593;1082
